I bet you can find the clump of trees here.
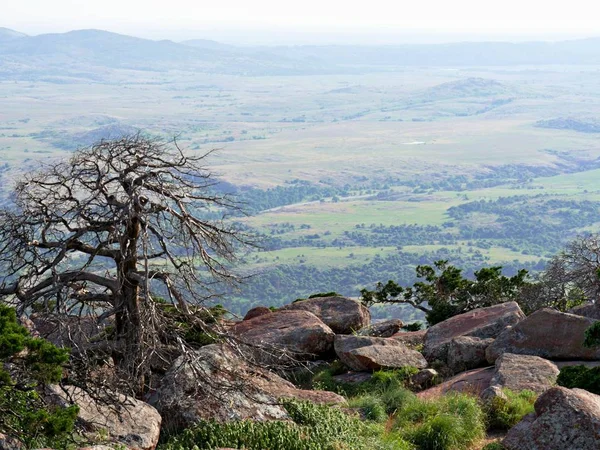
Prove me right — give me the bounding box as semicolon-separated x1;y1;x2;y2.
361;234;600;324
360;260;530;324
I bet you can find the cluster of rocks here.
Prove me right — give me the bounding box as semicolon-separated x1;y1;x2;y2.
12;295;600;450
415;302;600;449
235;296;426;373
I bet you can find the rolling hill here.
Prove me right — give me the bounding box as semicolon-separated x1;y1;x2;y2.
3;28;600;81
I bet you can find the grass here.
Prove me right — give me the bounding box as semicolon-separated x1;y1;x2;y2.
243;198;453;233
157;398;415;450
246;246;401;269
159;383;489;450
530;168;600;194
400;245;541;263
485;389;537;430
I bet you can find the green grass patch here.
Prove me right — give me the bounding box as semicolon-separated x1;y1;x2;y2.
485;389;537;430
395;393;486;450
158;399;414;450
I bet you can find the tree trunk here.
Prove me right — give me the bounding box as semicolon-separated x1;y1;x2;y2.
115;216;144;390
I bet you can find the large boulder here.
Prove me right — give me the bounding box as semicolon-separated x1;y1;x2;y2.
334;335;427;371
154;344;345;430
423;302;525;362
555;360;600;369
568;302;600;320
0;434;23;450
30;314;111;348
447;336;494;374
281;296;370;334
232;310;335;360
243;306;272;321
332;372;373;385
347;345;428;372
46;386;161;450
486;308;600;363
418;367;495;399
410;369;439;389
357;319;403;338
391;330;426;348
490;353;559;394
503;387;600;450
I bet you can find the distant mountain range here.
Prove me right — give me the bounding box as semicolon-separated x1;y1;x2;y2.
2;28;600;80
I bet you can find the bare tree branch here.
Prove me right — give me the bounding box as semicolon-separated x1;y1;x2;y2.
0;134;252;396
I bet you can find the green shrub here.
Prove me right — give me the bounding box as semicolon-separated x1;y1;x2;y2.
408;414;466;450
311;366;359;396
372;367;419;387
159;399;406;450
395;393;485;450
310;366;420;399
308;292;340;298
557;365;600;395
379;385;417;415
0;304;79;448
482;443;506;450
394;396;441;429
584;322;600;348
485;389;537;430
348;395;388;422
402;322;423;332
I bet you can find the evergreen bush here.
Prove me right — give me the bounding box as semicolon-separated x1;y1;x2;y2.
557;365;600;395
0;304;79;448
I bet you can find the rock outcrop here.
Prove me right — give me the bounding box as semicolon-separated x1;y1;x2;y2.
332;372;373;385
357;319;403;338
503;387;600;450
30;314;111;348
232;310;335;359
334;335;427;371
423;302;525;362
418;367;495;399
281;296;370;334
490;353;559;394
447;336;494;374
46;386;161;450
243;306;272;321
568;302;600;320
411;369;439;389
0;434;23;450
486;308;600;363
154;344;344;430
391;330;426;348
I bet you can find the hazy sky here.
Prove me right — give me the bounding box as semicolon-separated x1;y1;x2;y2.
4;0;600;43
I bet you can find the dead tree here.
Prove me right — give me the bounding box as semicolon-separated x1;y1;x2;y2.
0;135;249;394
547;234;600;303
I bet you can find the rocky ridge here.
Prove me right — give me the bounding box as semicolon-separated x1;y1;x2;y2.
13;295;600;449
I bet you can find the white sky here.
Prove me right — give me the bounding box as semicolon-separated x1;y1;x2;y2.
4;0;600;43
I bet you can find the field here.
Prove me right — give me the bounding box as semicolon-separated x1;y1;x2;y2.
2;61;600;315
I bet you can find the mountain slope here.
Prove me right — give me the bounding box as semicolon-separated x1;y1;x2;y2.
266;38;600;67
3;29;600;80
0;27;27;41
0;29;316;78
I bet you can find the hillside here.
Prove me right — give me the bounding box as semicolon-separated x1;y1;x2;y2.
4;30;600;80
536;117;600;133
0;29;314;78
3;29;600;316
0;27;27;40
